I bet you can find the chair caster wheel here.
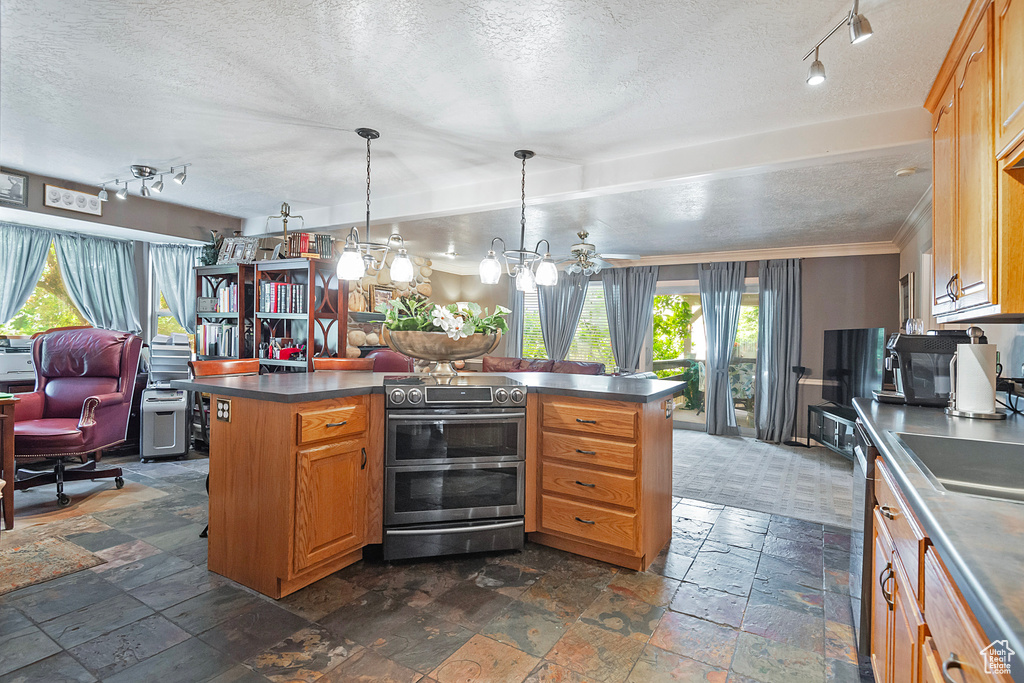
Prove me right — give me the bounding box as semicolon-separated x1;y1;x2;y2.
115;477;125;489
57;493;70;508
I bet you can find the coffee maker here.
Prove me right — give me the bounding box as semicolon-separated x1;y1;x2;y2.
879;330;969;407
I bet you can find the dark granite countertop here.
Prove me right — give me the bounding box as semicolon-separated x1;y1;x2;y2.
170;371;683;404
853;398;1024;672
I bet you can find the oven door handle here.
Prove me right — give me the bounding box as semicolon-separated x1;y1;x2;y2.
386;520;525;536
387;412;526;421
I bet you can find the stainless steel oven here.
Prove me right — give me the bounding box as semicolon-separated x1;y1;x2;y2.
382;376;528;560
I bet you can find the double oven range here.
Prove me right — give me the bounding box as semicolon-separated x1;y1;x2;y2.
383;375;527;561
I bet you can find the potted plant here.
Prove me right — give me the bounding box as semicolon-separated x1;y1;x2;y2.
379;297;510;375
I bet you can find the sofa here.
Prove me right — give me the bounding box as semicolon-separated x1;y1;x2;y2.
482;356;605;375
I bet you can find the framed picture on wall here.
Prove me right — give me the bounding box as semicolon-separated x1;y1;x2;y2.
368;285;395;313
44;184;102;215
0;171;28;207
217;236;260;264
899;272;915;324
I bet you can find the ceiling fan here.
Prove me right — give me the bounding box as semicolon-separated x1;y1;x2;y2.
558;230;640;275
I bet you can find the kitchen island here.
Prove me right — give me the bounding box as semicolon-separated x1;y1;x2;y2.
172;372;682;599
854;398;1024;683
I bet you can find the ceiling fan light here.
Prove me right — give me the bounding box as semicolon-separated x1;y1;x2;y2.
479;251;502;285
807;58;826;85
390;249;414;283
849;13;872;44
536;257;558;286
515;265;536;293
337;246;366;280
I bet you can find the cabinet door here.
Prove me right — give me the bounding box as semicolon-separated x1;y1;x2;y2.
996;0;1024;155
871;517;894;683
955;5;997;310
933;75;958;314
294;438;365;574
891;558;924;683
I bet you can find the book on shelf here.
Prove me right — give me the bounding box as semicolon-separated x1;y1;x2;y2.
287;232;335;260
259;282;307;314
196;322;239;357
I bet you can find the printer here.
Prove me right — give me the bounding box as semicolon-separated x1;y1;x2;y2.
0;338;35;387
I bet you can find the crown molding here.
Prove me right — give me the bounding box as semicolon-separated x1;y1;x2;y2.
893;185;933;251
605;241;899;268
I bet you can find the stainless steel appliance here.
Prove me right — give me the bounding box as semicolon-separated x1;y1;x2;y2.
880;330;969;406
383;375;527;560
852;420;876;658
141;337;191;460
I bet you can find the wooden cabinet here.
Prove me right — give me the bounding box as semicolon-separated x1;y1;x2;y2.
531;395;673;570
927;0;1024;321
207;393;382;598
892;557;925;683
871;514;894;683
996;0;1024;157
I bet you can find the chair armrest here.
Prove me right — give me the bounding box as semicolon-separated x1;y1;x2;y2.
13;391;44;422
79;392;125;428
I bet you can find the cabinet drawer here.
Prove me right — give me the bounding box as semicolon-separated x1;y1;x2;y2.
875;459;926;600
923;550;1009;682
542;399;637;440
541;430;637;472
540;494;637;552
297;402;367;445
542;462;636;509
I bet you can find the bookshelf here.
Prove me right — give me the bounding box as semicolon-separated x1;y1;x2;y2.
194;264;255;360
254;258;349;372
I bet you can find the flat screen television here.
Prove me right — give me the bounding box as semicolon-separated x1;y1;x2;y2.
821;328;886;407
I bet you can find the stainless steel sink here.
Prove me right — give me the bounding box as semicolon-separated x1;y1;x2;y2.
893;432;1024;503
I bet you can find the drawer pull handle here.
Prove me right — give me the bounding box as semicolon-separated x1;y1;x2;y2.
575;418;597;424
574;516;596;525
879;563;894;610
880;505;899;520
576;449;597;455
361;447;367;470
326;421;348;428
941;653;962;683
575;480;596;488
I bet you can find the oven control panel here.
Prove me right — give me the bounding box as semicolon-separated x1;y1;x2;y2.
384;378;527;408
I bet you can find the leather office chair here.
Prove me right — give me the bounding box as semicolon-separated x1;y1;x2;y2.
312;357;375;371
13;328;142;507
364;348;413;373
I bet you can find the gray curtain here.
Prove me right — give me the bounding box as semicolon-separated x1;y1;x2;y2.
538;271;588;360
602;266;659;373
505;285;524;358
53;233;142;334
699;261;746;436
756;259;802;443
0;223;53;324
151;243;203;334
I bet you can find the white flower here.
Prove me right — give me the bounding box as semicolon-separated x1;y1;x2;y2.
445;316;468;340
431;305;452;329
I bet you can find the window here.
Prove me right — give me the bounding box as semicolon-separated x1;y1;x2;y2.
521;281;616;368
149;253;193;350
0;244;86;336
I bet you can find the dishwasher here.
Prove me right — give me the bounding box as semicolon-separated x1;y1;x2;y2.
852;420;876;657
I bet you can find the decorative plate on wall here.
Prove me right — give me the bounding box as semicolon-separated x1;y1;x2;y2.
44;184;102;216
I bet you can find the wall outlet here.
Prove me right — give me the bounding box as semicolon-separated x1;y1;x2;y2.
215;398;231;422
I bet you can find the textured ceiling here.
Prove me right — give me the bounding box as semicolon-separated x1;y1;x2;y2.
0;0;965;257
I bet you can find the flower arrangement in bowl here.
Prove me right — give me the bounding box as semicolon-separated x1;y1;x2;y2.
378;296;510;375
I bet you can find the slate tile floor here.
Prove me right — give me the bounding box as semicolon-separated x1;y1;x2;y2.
0;457;873;682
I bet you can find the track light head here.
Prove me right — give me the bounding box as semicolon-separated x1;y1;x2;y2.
849;12;872;44
140;181;150;198
98;185;108;202
173;168;187;185
151;176;164;193
115;183;129;200
807;48;826;86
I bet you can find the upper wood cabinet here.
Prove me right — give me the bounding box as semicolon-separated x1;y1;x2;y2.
996;0;1024;157
927;0;1024;321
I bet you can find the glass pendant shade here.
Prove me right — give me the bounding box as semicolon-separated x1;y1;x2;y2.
515;266;536;293
536;257;558;286
337;247;366;280
479;251;502;285
390;249;414;283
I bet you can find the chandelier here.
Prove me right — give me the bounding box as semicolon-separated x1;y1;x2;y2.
478;150;558;293
337;128;414;283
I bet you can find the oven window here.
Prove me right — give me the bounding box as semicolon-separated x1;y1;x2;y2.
393;466;520;514
391;420;520;462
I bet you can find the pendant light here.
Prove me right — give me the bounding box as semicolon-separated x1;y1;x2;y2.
338;128;414;281
479;150;558;289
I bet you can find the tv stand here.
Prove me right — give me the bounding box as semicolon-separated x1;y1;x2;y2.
807;404;858;460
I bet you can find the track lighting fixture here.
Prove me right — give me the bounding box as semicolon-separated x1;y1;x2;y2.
151;175;164;193
115;182;129;200
173;166;187;185
802;0;873;86
102;163;191;201
98;184;108;202
140;181;150;198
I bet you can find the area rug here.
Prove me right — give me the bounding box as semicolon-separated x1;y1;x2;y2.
0;536;104;595
672;429;854;528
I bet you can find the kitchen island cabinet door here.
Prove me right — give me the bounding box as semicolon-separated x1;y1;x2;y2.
871;514;894;683
294;438;365;574
955;4;997;311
